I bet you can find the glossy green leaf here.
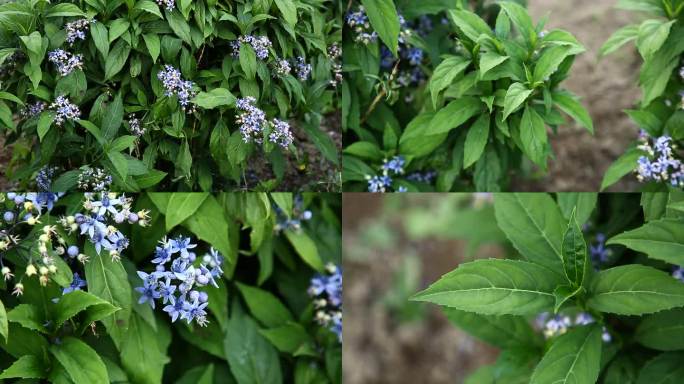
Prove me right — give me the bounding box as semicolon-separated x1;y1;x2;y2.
429;56;471;106
552;92;594;134
193;88;236;109
360;0;400;56
601;148;644;191
236;282;294;328
557;193;597;225
448;9;494;41
588;265;684;315
607;219;684;265
284;230;324;271
424;97;483;135
520;106;548;168
600;24;639;56
463;114;490;168
7;304;47;333
274;0;297;26
50;337;109;384
101;93;124;140
52;290;118;329
0;355;47;380
503;83;533;120
637;19;676;59
493;193;566;274
443;308;540;348
561;209;588;287
259;322;312;353
239;43;257;80
636;308;684;351
636;352;684;384
530;325;602;384
412;259;563;315
165;193;209;230
120;313;169;384
533;45;575;83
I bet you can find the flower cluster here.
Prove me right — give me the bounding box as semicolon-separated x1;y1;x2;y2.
273;195;312;233
48;49;84;76
49;95;81;126
236;97;267;144
0;51;23;78
328;43;343;88
127;114;144;137
20;101;45;118
366;156;408;193
231;35;272;60
308;263;342;342
294;57;312;81
157;65;198;113
635;132;684;187
269;119;294;149
537;312;611;342
60;193;148;260
77;167;113;192
135;237;224;326
346;6;378;44
589;233;611;269
65;19;93;45
273;59;292;77
406;170;437;184
156;0;175;11
376;14;426;89
36;166;57;192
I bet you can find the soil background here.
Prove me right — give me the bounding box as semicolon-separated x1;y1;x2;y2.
343;194;501;384
513;0;643;191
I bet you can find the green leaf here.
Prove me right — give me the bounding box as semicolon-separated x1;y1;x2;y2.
556;193;597;225
554;284;581;313
530;325;602;384
224;309;282;384
53;290;118;329
561;209;588;287
625;109;661;136
600;24;639;56
636;308;684;351
520;106;548;168
236;283;294;328
343;142;384;161
607;219;684;265
182;196;236;277
50;337;109;384
7;304;47;333
37;112;52;141
0;299;6;342
259;322;312;353
270;193;293;217
494;193;565;274
84;242;132;348
448;9;494;41
474;146;502;192
499;1;535;44
239;43;257;80
284;230;324;271
360;0;400;56
533;45;575;83
107;151;129;179
424;97;483;135
274;0;297;26
104;40;131;80
134;0;163;19
636;352;684;384
600;148;644;191
411;259;562;315
90;22;109;58
192;88;236;109
503;83;533;120
463;114;490;168
552;92;594;134
45;3;86;17
479;52;509;79
165;10;192;44
442;308;540;349
165;193;209;230
637;19;676;59
120;313;169;384
0;355;47;379
588;265;684;315
142;34;160;63
101;93;124;140
429;56;471;107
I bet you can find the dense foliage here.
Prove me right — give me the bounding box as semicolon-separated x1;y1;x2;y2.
600;0;684;191
342;0;594;192
0;0;342;192
0;192;342;383
413;192;684;383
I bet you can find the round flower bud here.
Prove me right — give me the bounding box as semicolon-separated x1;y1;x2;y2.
114;212;125;223
6;192;16;199
197;275;209;285
67;245;79;257
199;292;209;303
302;210;312;220
27;217;38;225
23;201;34;211
66;215;75;224
25;264;37;276
13;195;25;204
48;265;57;273
38;244;47;254
189;290;200;302
3;211;14;222
39;266;49;275
128;213;139;223
39;234;49;242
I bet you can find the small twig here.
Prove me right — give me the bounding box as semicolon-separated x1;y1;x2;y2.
360;61;400;124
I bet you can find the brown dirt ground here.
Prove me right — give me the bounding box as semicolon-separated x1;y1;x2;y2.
513;0;643;191
343;194;499;384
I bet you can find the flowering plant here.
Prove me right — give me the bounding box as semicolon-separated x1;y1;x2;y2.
342;0;592;192
0;0;342;191
600;0;684;190
0;192;342;383
412;192;684;382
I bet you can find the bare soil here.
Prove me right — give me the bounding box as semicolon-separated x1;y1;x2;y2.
342;194;498;384
513;0;643;191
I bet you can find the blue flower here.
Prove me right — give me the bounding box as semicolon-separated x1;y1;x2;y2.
48;50;83;76
65;19;93;45
49;95;80;125
309;263;342;343
170;237;196;259
294;57;312;81
135;271;162;309
269;119;294;148
157;65;198;113
163;297;185;322
62;273;87;295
